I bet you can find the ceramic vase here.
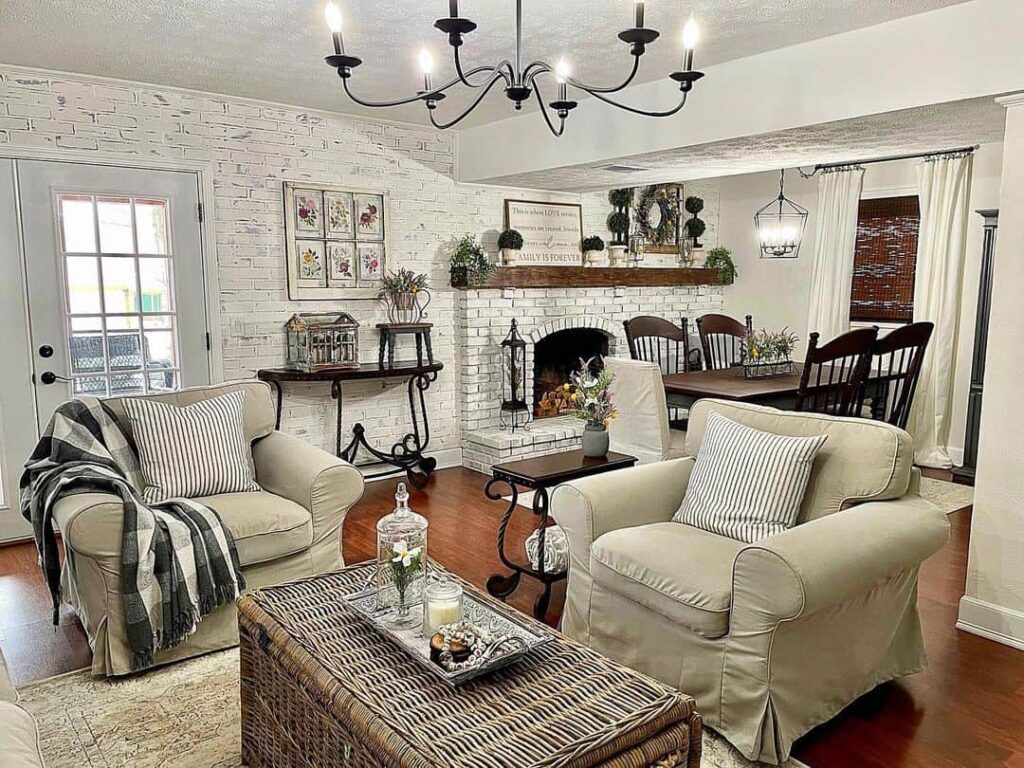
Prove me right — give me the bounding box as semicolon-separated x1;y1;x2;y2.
607;245;627;267
582;424;609;457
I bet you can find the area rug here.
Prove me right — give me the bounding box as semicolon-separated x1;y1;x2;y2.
919;476;974;515
18;649;808;767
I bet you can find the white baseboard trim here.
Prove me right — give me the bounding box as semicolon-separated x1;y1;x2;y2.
956;596;1024;651
358;448;463;484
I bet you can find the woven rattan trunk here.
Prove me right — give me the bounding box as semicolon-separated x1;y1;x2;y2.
238;563;702;768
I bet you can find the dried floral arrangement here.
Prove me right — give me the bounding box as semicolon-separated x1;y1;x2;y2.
566;357;618;428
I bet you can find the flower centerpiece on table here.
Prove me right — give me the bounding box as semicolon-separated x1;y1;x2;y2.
378;268;430;323
567;357;617;457
741;327;799;379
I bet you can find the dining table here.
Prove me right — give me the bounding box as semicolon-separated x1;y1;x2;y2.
662;364;887;414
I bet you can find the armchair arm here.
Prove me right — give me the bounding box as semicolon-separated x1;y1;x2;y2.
52;492;125;560
551;458;694;573
252;432;364;541
732;494;950;621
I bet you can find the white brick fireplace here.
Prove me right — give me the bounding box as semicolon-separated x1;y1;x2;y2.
457;284;724;473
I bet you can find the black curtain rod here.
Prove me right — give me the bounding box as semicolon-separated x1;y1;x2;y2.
799;144;979;177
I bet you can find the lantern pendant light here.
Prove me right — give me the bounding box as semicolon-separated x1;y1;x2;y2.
754;169;808;259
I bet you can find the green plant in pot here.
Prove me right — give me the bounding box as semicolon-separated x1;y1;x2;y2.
606;211;630;266
704;246;737;284
449;234;492;288
582;234;605;267
683;195;706;247
567;357;617;457
378;268;430;323
498;228;523;266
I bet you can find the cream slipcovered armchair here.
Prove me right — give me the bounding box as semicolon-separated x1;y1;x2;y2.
550;399;949;764
52;381;364;676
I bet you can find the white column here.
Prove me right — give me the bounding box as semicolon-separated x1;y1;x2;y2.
957;93;1024;650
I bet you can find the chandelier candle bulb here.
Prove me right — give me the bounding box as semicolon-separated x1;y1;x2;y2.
419;46;434;91
448;0;459;18
634;0;645;29
682;16;699;70
555;58;571;102
325;2;344;54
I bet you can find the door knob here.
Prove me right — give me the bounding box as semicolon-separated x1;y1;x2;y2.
39;344;54;358
39;371;71;385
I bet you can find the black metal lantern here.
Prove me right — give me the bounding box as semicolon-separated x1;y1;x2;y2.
500;319;530;433
754;169;808;258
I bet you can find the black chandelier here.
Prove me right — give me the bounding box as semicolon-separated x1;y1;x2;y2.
322;0;704;136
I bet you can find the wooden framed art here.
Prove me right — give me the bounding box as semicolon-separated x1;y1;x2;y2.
284;181;388;299
503;199;584;266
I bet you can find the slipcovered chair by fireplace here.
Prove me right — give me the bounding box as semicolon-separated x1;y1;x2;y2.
50;381;364;677
605;357;687;464
550;399;949;764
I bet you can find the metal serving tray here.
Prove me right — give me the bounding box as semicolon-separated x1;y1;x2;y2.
342;571;553;686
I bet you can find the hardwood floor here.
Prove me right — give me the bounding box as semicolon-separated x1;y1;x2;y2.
1;466;1020;767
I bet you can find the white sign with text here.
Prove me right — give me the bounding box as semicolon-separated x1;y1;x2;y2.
504;200;583;266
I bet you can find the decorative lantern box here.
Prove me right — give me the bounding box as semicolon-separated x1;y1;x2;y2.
284;312;360;371
499;319;531;433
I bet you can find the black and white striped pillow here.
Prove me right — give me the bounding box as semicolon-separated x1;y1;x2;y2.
673;411;827;542
122;390;260;503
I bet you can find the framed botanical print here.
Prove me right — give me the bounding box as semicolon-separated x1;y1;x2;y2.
284;182;388;299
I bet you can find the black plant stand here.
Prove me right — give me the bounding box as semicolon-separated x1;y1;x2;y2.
258;361;443;488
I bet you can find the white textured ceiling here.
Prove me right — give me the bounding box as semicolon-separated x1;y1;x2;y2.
482;97;1008;190
0;0;971;127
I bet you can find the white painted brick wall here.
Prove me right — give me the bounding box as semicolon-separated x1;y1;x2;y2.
0;66;649;462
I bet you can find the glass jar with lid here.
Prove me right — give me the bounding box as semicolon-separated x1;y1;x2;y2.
423;578;463;637
376;482;428;628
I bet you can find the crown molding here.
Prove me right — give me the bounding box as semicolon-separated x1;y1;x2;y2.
996;92;1024;109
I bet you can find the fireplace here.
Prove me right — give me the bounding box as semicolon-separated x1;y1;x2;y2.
533;328;610;419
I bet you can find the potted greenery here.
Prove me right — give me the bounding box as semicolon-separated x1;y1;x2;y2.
683;195;705;247
449;234;492;288
497;228;523;265
740;328;799;379
567;357;617;457
582;235;605;267
607;189;631;266
378;268;429;323
704;246;737;284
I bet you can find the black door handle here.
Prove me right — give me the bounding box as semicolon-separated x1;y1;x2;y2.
39;344;54;358
39;371;71;385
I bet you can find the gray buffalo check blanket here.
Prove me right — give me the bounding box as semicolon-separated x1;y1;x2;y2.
19;397;245;670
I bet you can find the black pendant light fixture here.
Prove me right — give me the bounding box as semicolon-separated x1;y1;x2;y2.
754;169;808;259
322;0;705;136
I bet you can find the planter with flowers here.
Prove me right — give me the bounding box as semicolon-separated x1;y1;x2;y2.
741;328;799;379
567;357;618;457
379;268;430;324
582;235;606;267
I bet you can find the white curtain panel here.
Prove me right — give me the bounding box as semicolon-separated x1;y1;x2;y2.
805;167;865;343
909;153;974;467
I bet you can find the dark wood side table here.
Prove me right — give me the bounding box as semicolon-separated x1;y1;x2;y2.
257;361;443;488
376;322;434;368
485;450;637;623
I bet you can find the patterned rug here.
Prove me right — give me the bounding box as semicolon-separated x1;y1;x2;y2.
18;648;807;767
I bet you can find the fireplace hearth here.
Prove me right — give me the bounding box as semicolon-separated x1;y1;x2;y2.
533;328;610;419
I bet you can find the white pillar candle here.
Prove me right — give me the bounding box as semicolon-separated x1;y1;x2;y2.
423;580;463;636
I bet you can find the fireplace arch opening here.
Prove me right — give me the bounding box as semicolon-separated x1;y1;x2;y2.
533;328;611;419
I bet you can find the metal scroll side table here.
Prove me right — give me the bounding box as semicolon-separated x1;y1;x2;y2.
257;360;443;488
485;450;637;623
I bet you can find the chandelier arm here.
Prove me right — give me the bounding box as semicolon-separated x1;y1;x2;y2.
427;73;507;130
454;46;514;88
341;66;496;108
522;54;640;93
532;85;566;138
576;86;689;118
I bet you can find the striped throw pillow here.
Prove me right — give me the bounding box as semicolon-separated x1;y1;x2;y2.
122;390;260;503
673;411;827;542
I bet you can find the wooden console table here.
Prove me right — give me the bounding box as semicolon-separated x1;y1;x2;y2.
257;361;443;488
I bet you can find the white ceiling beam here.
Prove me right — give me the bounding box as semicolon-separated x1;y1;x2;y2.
456;0;1024;184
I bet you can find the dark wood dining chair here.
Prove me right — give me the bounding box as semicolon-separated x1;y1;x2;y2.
695;313;753;370
795;327;878;417
623;315;699;374
622;315;698;430
860;321;934;429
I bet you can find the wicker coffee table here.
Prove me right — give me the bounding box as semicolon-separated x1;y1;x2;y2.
238;562;702;767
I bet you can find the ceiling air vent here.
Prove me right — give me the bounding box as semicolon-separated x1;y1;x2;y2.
597;163;650;174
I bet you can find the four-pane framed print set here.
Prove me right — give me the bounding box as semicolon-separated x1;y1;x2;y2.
284;181;388;299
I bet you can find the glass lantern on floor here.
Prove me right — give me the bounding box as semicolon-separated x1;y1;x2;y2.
376;482;428;628
499;319;530;433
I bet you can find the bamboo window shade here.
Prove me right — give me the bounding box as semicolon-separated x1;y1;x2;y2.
849;195;920;323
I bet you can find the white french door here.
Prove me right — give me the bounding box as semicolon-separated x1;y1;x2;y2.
0;159;211;541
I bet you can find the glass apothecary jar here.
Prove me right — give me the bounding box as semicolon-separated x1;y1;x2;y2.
376;482;428;628
423;579;463;637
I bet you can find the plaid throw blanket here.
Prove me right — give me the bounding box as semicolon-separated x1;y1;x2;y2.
19;397;245;670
